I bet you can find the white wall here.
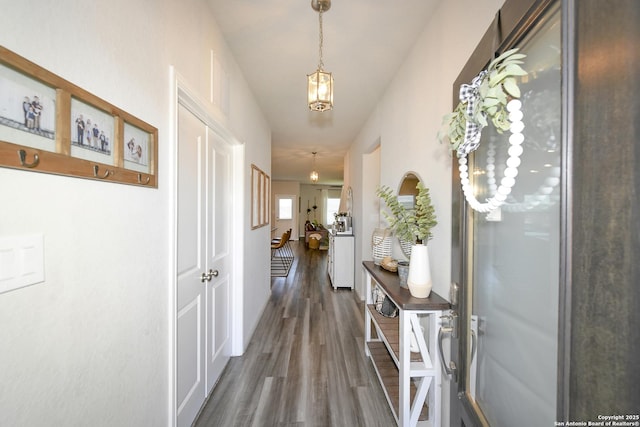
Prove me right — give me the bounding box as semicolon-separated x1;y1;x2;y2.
0;0;271;426
345;0;505;423
356;145;381;298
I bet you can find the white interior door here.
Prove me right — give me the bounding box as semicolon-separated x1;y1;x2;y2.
176;102;232;427
205;125;232;391
176;104;205;427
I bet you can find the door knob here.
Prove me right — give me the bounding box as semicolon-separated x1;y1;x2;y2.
200;269;219;282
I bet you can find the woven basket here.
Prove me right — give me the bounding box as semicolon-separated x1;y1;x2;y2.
308;234;321;250
371;228;392;265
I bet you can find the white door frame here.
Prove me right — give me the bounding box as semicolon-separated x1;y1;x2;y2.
168;67;245;427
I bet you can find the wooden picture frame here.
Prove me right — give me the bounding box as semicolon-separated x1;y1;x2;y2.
0;45;158;187
263;174;270;226
251;164;270;229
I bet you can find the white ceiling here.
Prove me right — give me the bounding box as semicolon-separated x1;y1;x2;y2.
207;0;441;185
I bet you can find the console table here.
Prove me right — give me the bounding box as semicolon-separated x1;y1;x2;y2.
363;261;450;427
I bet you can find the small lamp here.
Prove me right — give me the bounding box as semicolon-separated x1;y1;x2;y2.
307;0;333;112
310;152;319;182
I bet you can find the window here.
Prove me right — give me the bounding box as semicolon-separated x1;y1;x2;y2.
278;198;293;220
326;197;340;225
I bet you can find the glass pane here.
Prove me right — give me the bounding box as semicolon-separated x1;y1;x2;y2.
278;198;292;220
123;122;152;173
465;6;561;426
0;62;57;152
326;198;340;225
70;98;115;165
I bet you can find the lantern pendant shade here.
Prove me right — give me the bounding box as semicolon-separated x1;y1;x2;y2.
310;151;319;182
308;69;333;112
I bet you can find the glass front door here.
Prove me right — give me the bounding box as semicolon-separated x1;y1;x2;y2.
450;3;562;425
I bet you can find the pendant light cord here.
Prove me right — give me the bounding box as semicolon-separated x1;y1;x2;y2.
318;9;324;70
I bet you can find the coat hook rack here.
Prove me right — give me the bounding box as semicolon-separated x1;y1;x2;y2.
1;46;158;188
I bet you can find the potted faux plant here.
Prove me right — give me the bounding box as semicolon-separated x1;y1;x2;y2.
376;182;437;298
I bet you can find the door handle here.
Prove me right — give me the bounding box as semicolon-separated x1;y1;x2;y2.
470;329;477;364
438;325;457;381
438;312;458;381
200;269;219;282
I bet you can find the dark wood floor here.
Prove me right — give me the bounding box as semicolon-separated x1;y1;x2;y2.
194;240;396;426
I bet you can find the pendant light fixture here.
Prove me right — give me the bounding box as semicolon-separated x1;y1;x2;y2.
307;0;333;112
310;152;319;182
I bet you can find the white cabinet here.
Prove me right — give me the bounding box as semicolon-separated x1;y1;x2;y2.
363;261;450;427
327;232;354;290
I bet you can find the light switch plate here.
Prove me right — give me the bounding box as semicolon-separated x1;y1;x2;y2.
0;234;45;294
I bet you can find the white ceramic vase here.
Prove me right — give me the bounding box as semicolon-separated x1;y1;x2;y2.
407;244;432;298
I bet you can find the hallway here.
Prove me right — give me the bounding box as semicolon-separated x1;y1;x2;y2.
194;241;396;426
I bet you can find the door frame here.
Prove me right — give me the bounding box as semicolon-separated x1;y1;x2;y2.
168;67;245;427
449;0;570;424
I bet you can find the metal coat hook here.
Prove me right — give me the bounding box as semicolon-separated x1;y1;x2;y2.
18;149;40;168
93;165;111;179
137;174;150;185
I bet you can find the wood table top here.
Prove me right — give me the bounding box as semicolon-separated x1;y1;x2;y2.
363;261;451;311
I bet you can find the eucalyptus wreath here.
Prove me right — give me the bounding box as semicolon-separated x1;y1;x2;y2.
439;48;527;156
376;182;437;245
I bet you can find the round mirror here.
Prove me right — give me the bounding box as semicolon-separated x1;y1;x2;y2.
397;172;422;258
398;173;420;206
